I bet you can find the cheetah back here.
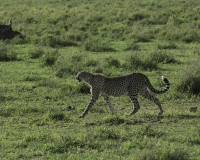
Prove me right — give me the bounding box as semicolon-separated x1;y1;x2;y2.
100;73;147;97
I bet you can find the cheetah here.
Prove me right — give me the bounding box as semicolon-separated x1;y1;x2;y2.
76;71;170;118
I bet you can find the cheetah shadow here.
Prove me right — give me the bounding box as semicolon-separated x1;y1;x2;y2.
84;115;165;127
176;114;200;119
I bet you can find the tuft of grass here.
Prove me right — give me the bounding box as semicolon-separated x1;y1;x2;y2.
176;59;200;95
20;106;40;115
84;37;116;52
125;50;176;71
148;50;177;64
125;52;158;71
125;42;141;51
125;52;143;70
29;47;45;59
105;56;121;68
137;125;165;138
131;27;154;42
136;147;189;160
40;34;78;48
43;112;72;123
23;75;42;82
95;127;120;140
53;53;85;78
0;106;16;117
45;136;83;153
40;49;59;67
76;83;90;94
0;42;18;61
102;116;126;125
84;59;100;67
36;77;60;89
158;42;177;50
49;112;65;121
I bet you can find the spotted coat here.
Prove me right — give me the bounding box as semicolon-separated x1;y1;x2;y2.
76;71;170;118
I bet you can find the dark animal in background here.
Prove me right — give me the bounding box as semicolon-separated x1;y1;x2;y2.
0;19;23;40
189;107;197;112
0;19;12;30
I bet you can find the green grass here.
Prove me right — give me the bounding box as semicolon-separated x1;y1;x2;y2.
0;0;200;159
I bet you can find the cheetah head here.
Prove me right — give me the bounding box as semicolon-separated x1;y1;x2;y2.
76;71;92;83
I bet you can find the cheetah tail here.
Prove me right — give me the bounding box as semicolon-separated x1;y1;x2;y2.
148;76;170;94
162;76;170;90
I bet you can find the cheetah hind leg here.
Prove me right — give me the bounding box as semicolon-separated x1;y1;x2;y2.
103;96;114;115
140;90;163;115
128;94;140;116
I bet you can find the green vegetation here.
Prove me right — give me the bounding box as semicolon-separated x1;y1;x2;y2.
0;0;200;159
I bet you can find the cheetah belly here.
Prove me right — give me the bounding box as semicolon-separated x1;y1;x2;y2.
100;86;128;97
100;78;130;97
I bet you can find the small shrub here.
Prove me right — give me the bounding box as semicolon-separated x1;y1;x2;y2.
0;106;16;117
181;30;200;43
148;50;177;64
84;37;116;52
105;56;121;68
95;127;120;140
138;125;164;138
54;55;84;78
76;83;90;94
45;136;80;153
43;56;57;66
66;30;88;41
126;53;143;70
125;42;140;51
85;59;99;67
92;67;103;73
8;35;26;45
158;42;177;50
41;34;78;48
178;75;200;95
71;55;82;62
125;53;158;70
176;59;200;95
142;57;159;70
0;51;18;61
136;147;189;160
55;63;83;78
133;29;154;42
0;94;6;102
29;47;45;59
0;43;18;61
40;49;59;67
48;112;65;121
23;75;42;82
61;82;80;94
103;116;126;125
20;106;40;114
127;11;149;25
36;78;60;88
55;67;72;78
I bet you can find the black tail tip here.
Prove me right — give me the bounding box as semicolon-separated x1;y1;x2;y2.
162;76;169;83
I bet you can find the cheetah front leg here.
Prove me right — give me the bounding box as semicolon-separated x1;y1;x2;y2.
103;96;114;115
78;95;98;118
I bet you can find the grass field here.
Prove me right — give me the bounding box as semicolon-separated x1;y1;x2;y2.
1;0;200;159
